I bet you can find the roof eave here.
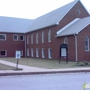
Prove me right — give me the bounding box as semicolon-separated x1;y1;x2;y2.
26;23;58;33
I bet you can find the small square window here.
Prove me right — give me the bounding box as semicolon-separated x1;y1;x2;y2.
0;34;6;40
0;51;7;56
13;34;18;41
20;35;24;41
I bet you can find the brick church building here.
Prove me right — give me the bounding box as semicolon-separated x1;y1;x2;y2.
0;0;90;61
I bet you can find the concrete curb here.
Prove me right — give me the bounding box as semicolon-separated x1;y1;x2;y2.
0;69;90;76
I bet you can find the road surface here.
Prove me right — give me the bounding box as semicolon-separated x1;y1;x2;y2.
0;72;90;90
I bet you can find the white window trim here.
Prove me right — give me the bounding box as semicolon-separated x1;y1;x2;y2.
48;29;51;42
64;37;68;44
48;48;52;59
0;50;7;56
31;34;33;44
27;35;29;44
20;35;24;41
36;33;38;43
42;31;44;43
36;48;39;57
20;50;23;56
0;34;6;40
31;48;34;57
85;36;89;51
42;48;45;58
13;34;18;41
27;49;29;56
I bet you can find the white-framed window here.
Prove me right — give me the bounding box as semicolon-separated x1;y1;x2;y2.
64;37;68;44
36;48;39;57
48;48;52;59
85;36;89;51
13;34;18;41
0;34;6;40
27;35;29;44
0;50;7;56
42;48;45;58
20;35;24;41
20;50;23;56
42;31;44;43
31;34;33;44
48;29;51;42
36;33;38;43
31;48;34;57
27;49;29;56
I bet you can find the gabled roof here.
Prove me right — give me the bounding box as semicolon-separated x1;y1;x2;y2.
56;16;90;37
27;0;80;32
0;16;33;33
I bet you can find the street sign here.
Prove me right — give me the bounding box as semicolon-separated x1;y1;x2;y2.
16;51;21;59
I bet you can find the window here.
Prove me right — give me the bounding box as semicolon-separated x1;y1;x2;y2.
31;34;33;44
20;50;23;56
48;29;51;42
36;48;39;57
77;10;81;15
42;31;44;43
48;48;52;59
42;48;45;58
0;50;7;56
0;34;6;40
20;35;24;41
31;48;34;57
36;33;38;43
13;34;18;41
85;36;89;51
27;49;29;56
64;37;68;44
27;35;29;44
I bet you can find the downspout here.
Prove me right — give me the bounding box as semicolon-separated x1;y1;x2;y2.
25;34;26;57
74;34;78;61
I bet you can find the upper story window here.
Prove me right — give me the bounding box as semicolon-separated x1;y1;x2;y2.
27;35;29;44
31;34;33;44
42;31;44;43
0;34;6;40
13;34;18;41
48;29;51;42
20;35;24;41
36;33;38;43
85;36;89;51
64;37;68;44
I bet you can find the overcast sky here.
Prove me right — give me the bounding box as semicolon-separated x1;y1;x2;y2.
0;0;89;19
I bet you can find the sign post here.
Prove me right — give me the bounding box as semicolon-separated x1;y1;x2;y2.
15;51;21;70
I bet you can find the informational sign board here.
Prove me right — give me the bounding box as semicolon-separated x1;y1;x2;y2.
61;48;67;56
59;44;68;63
16;51;21;59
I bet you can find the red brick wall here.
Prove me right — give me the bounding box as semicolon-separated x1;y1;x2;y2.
77;25;90;61
26;1;89;61
0;33;25;57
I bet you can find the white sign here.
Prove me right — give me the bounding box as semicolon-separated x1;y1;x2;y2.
61;48;67;56
16;51;21;59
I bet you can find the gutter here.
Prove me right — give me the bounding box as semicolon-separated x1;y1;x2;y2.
74;34;78;61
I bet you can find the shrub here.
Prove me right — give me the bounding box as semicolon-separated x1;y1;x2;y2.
83;61;88;65
88;62;90;66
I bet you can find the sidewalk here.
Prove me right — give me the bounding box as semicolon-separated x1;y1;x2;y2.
0;60;90;76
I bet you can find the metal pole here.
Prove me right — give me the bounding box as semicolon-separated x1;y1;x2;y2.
16;59;19;70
